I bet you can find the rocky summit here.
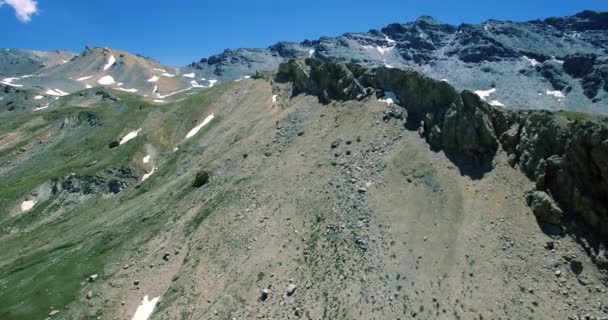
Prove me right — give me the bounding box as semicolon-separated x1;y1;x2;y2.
1;10;608;320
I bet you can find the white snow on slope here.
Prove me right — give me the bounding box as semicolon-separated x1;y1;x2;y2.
153;99;166;103
153;68;167;73
156;87;192;99
1;77;23;87
131;295;160;320
161;72;175;78
523;56;540;67
46;89;69;96
98;75;116;85
186;113;215;139
141;167;157;182
183;73;195;78
308;49;315;58
143;155;150;164
152;84;158;93
103;55;116;71
379;91;400;106
21;200;37;212
190;80;206;88
120;128;142;145
272;94;278;103
384;35;396;45
546;89;565;98
489;100;505;107
77;75;93;81
376;46;394;55
147;75;159;82
34;95;44;100
474;88;496;101
208;80;218;88
116;88;139;93
33;104;50;111
86;84;93;89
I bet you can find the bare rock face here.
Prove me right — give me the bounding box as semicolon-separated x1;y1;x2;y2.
525;190;563;225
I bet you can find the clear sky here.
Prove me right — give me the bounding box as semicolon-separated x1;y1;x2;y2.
1;0;607;66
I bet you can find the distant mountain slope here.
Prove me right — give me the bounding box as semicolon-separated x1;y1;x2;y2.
1;11;607;113
188;10;608;113
0;47;222;112
0;49;76;77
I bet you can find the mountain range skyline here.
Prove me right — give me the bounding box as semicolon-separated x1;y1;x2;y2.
2;0;608;65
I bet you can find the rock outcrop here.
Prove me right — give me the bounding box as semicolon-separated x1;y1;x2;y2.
276;59;608;238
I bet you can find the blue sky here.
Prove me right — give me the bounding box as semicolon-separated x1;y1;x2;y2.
1;0;607;66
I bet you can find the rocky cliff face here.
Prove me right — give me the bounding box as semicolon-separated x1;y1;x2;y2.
276;59;608;248
192;10;608;113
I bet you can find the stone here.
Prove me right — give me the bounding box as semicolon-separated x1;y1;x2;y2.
88;274;98;282
260;288;270;301
193;170;210;188
286;283;297;296
49;310;60;316
86;291;93;299
525;191;563;225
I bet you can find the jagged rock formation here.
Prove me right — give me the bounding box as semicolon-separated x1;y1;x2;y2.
191;10;608;113
276;59;608;240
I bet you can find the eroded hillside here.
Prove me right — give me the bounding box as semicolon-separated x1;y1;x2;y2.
0;59;607;320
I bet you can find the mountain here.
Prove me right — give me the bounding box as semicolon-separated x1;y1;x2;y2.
0;47;219;113
1;11;608;320
2;11;608;114
0;49;76;76
189;10;608;113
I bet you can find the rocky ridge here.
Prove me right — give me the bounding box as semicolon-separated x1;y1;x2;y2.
275;58;608;264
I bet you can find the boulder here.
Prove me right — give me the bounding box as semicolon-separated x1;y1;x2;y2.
525;191;563;225
193;170;210;188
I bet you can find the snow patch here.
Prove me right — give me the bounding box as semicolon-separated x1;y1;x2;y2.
182;73;195;78
21;200;37;212
142;155;150;164
156;87;192;99
1;77;23;87
186;113;215;139
33;104;50;111
208;80;218;88
153;68;167;73
119;128;142;145
523;56;540;67
489;100;505;107
77;75;93;81
378;91;400;106
161;72;175;78
474;88;496;101
376;46;394;55
98;75;116;85
34;95;44;100
384;35;396;45
440;79;449;82
85;84;93;89
147;75;159;82
131;295;160;320
153;99;166;103
272;94;278;103
308;49;315;58
141;167;157;182
116;88;139;93
546;89;565;98
103;55;116;71
45;89;69;96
